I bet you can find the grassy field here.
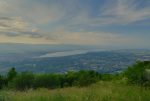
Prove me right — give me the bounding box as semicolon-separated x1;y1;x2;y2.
0;81;150;101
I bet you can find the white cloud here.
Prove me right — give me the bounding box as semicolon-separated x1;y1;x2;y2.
43;30;134;46
0;16;38;37
100;0;150;24
0;0;149;48
68;0;150;26
0;0;66;24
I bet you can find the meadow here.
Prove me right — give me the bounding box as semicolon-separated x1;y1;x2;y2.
0;81;150;101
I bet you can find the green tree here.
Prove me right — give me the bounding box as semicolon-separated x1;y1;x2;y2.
124;61;150;86
7;67;17;81
76;70;100;87
65;71;77;87
13;72;34;90
34;74;61;89
0;75;5;89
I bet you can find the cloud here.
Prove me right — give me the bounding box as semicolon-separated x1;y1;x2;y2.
0;0;149;48
0;34;58;44
0;0;66;24
100;0;150;24
0;0;67;39
0;16;37;37
43;30;134;46
66;0;150;27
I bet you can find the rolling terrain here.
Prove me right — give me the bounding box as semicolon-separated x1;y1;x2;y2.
0;43;149;74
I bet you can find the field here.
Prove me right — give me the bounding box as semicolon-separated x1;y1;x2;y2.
0;81;150;101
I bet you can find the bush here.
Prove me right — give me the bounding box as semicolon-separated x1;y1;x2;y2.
76;70;100;87
59;70;100;87
7;67;17;81
12;72;34;90
0;75;6;89
124;61;150;86
6;70;101;90
34;74;61;89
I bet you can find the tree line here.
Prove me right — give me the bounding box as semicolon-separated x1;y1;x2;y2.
0;61;150;90
0;69;102;90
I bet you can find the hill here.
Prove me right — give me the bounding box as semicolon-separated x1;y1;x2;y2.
0;44;149;74
0;81;150;101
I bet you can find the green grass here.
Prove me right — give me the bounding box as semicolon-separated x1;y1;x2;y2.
0;81;150;101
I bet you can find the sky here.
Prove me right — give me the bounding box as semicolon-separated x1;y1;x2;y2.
0;0;150;49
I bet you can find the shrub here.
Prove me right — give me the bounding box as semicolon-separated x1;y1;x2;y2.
124;61;150;86
7;67;17;81
34;74;61;89
76;70;100;87
0;75;5;89
2;68;103;90
12;72;34;90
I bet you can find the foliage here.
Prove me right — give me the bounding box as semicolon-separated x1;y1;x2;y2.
33;74;61;89
3;69;101;90
75;70;100;87
12;72;34;90
7;67;17;81
0;75;6;89
124;61;150;86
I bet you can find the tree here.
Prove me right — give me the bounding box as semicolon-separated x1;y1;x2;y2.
124;61;150;86
65;71;77;87
76;70;100;87
33;74;61;89
13;72;34;90
7;67;17;81
0;75;5;89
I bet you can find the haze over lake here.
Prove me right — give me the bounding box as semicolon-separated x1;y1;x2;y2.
38;49;105;58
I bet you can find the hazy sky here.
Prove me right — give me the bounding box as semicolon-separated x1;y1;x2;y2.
0;0;150;48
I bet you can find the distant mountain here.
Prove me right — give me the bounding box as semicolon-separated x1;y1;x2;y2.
0;43;96;62
0;43;149;74
0;43;95;54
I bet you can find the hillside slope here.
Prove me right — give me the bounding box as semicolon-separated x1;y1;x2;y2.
1;81;150;101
